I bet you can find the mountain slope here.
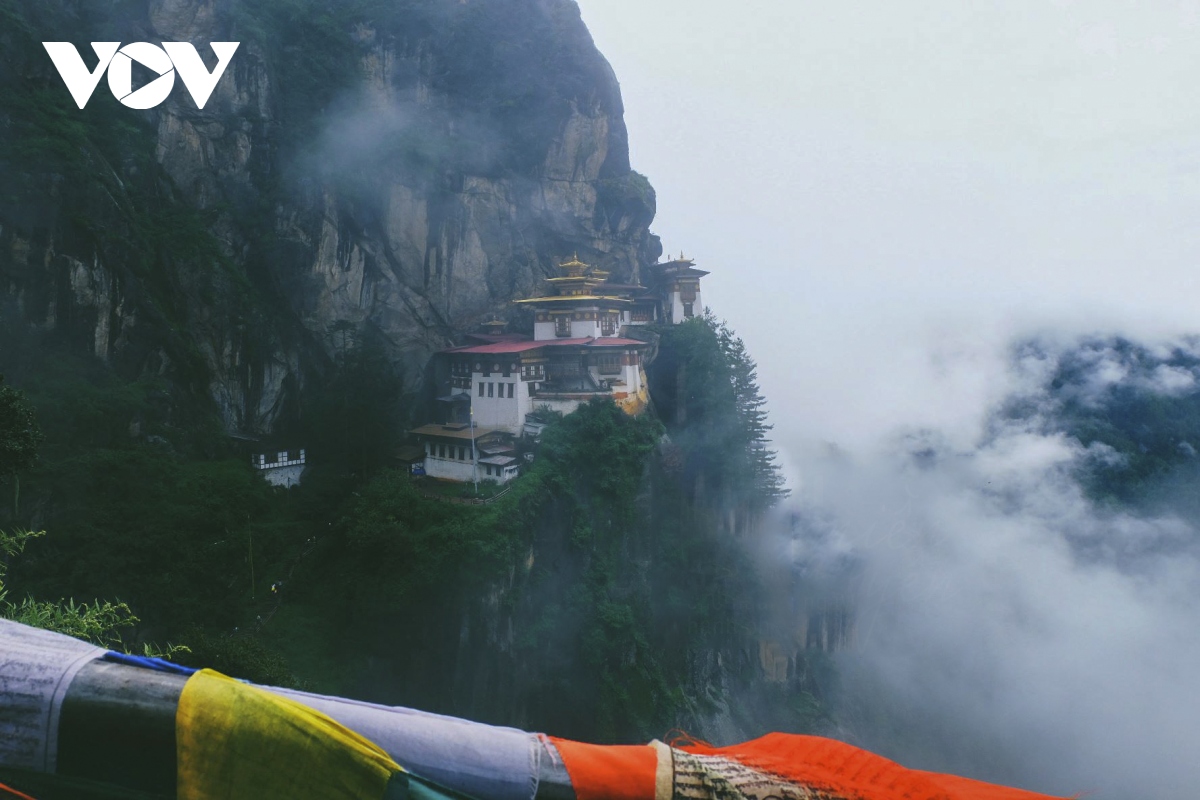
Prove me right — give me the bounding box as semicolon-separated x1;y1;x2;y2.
0;0;660;433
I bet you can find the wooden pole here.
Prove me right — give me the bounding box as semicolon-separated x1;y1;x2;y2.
248;530;255;602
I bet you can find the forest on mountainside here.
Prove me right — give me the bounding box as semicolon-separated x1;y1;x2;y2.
1011;337;1200;510
0;314;822;743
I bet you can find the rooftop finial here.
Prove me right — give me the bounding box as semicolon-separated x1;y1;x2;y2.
559;252;590;277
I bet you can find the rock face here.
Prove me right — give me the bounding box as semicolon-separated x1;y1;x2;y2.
0;0;660;434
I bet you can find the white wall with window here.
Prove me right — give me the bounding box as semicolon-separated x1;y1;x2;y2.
470;363;533;434
479;455;520;484
668;283;701;324
585;348;644;394
533;308;625;341
422;439;480;483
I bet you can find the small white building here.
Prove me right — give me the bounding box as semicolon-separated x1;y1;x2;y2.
409;424;519;484
650;255;708;324
252;449;306;488
477;436;520;482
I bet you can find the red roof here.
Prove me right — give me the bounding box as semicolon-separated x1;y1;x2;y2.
583;338;648;347
463;333;527;344
443;336;646;355
446;337;595;354
449;339;545;354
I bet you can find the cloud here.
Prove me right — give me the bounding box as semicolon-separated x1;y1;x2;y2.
776;336;1200;798
298;89;503;186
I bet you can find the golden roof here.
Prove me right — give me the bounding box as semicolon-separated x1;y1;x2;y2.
545;276;606;284
409;423;502;440
513;295;632;305
559;253;590;277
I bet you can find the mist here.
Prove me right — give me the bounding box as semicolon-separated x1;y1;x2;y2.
577;1;1200;795
777;335;1200;797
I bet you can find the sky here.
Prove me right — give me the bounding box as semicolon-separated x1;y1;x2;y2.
575;3;1200;796
577;0;1200;454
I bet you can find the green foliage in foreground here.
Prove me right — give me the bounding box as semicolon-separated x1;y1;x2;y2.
0;345;315;668
0;378;148;651
0;528;185;658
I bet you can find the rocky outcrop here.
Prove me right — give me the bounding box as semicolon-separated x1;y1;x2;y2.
0;0;660;434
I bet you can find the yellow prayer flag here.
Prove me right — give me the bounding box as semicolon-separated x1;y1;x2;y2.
176;669;401;799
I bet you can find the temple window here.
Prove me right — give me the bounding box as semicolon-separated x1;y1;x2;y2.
597;354;621;375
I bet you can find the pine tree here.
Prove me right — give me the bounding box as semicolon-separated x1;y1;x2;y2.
650;313;789;509
711;316;789;505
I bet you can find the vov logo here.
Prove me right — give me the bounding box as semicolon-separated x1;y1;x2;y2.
42;42;240;110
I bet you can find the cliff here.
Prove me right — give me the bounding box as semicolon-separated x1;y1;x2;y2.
0;0;660;434
0;0;835;747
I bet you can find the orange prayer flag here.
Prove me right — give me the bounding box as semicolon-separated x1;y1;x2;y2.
549;738;659;800
550;732;1073;800
682;733;1071;800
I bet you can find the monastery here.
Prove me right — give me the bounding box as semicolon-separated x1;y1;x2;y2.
410;254;708;485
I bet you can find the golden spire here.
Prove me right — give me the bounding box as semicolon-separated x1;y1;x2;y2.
559;252;590;277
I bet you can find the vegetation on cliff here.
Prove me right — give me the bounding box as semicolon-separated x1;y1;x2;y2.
650;313;789;512
0;313;819;742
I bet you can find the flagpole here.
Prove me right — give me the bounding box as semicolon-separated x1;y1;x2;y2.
471;405;479;494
